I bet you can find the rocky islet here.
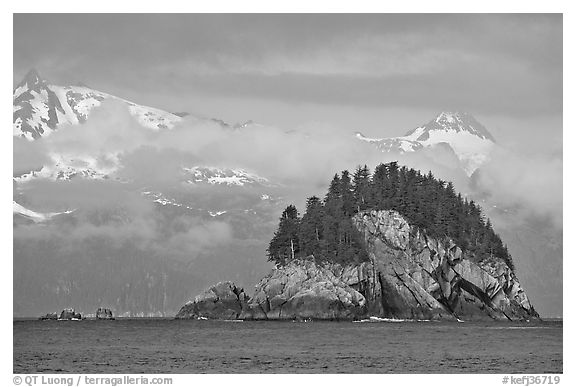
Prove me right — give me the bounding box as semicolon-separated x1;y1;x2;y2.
177;210;539;322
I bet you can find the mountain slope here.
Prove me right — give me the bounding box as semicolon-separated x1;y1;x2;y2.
356;112;496;175
13;69;183;140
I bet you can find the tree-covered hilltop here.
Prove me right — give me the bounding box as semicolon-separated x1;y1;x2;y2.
267;162;514;269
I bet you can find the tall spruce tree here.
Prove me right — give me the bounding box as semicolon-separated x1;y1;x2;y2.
267;205;301;265
387;161;400;209
322;174;343;259
352;165;371;212
340;170;355;217
299;196;325;258
370;163;388;208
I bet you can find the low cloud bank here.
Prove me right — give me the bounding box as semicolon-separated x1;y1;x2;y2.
474;147;562;229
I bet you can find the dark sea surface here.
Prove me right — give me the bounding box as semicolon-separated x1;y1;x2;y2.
13;318;562;374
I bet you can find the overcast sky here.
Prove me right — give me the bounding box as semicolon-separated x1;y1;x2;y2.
13;14;562;145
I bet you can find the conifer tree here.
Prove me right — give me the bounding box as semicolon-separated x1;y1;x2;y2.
352;165;371;212
387;161;400;209
370;163;388;208
267;205;301;265
322;174;343;259
340;170;355;217
299;196;324;258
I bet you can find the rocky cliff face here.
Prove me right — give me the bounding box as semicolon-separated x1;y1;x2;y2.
177;210;539;321
242;259;366;320
349;210;538;321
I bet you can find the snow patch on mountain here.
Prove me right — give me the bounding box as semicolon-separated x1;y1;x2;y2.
13;201;74;223
141;191;195;210
14;153;118;182
414;126;493;175
210;118;255;130
355;132;423;153
183;166;270;187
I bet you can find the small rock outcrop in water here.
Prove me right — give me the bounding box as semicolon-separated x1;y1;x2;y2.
39;312;58;320
177;210;539;321
59;308;82;320
175;281;249;319
96;308;114;320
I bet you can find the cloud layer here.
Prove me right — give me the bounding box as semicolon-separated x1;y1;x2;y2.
15;99;563;231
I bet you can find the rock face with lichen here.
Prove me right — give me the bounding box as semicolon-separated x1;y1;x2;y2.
176;210;539;321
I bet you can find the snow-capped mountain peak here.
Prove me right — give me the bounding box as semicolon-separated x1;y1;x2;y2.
356;111;496;176
404;111;496;143
13;69;183;140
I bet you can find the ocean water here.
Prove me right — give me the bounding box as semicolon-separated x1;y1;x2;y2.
13;318;562;374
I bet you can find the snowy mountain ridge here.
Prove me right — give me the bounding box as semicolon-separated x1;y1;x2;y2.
13;71;494;180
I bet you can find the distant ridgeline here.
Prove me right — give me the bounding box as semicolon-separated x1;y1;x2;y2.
268;162;513;270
